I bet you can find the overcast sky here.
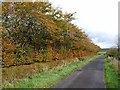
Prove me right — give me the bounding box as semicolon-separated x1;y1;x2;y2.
49;0;119;48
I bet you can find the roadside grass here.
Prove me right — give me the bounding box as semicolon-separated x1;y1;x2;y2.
104;58;118;88
3;55;100;88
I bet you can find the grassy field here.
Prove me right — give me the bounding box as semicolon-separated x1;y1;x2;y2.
97;51;106;55
3;55;100;88
104;58;119;88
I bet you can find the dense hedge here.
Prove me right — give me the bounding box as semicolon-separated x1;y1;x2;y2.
106;48;119;60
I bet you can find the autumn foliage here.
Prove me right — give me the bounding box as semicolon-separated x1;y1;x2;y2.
2;2;100;67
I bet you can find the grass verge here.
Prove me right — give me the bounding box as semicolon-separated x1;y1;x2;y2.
3;55;100;88
104;58;118;88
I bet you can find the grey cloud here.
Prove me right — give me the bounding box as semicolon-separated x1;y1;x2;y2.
86;32;117;48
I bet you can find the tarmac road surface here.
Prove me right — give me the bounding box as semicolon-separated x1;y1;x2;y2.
52;55;106;88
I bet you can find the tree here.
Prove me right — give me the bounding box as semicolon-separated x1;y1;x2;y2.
2;2;100;67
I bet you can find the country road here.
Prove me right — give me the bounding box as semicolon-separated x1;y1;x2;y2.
52;55;106;88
